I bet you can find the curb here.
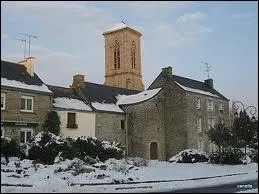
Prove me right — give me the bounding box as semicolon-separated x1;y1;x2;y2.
69;172;249;187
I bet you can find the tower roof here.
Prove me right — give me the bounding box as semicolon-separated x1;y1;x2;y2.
103;22;142;36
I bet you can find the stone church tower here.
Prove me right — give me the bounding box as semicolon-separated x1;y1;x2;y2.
103;23;144;91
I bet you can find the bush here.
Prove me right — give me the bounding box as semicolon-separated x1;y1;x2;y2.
169;149;209;163
126;157;148;167
209;148;245;165
21;132;66;165
1;137;20;158
43;111;61;135
248;149;258;163
21;132;125;165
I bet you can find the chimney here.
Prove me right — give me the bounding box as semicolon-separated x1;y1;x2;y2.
72;74;85;89
205;78;214;89
18;57;35;76
162;66;172;77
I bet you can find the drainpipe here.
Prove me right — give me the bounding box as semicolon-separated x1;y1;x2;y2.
125;105;131;158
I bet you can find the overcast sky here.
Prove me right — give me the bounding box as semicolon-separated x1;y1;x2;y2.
1;1;258;112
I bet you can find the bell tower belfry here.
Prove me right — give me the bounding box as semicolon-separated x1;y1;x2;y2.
103;22;144;91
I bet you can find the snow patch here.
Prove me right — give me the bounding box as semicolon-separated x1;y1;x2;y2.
91;102;124;113
116;88;161;105
53;97;92;111
104;23;128;33
175;81;219;98
1;78;52;93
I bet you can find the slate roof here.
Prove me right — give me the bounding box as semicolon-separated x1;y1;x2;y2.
47;82;141;110
149;71;228;100
1;60;45;86
46;85;81;100
173;75;228;100
81;82;140;104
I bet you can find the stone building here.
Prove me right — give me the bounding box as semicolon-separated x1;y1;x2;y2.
1;58;53;144
122;66;229;160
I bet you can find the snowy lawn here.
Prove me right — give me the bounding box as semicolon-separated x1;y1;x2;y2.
1;158;258;193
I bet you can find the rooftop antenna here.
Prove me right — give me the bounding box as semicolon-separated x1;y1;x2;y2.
201;61;212;79
16;38;27;59
121;18;126;24
20;33;38;57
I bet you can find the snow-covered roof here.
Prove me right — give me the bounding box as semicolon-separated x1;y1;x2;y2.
53;97;92;111
1;78;52;94
91;102;124;113
175;81;220;98
103;22;141;35
116;88;162;105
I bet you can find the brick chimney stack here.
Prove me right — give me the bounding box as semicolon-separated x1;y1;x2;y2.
18;57;35;76
204;78;214;89
162;66;172;77
72;74;85;89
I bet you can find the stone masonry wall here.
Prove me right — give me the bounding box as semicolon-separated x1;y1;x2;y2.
121;90;166;160
95;112;126;147
1;87;52;142
149;73;188;160
186;92;230;154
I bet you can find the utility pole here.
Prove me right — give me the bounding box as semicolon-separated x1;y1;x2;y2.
21;33;38;57
16;38;27;59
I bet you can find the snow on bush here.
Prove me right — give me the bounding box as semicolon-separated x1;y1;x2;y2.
126;157;149;167
209;148;245;165
21;132;125;165
169;149;209;163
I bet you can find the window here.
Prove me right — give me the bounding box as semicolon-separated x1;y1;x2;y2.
207;100;214;111
197;117;202;133
113;40;120;69
131;41;136;69
121;120;125;130
1;126;4;138
219;102;224;113
208;118;215;129
20;96;33;112
196;98;201;110
20;128;33;144
67;112;77;128
1;93;6;110
209;142;217;153
197;140;204;151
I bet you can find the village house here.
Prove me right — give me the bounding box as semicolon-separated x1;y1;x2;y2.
1;57;53;144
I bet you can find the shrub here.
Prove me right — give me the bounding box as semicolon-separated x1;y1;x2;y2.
21;131;66;165
1;137;20;159
43;111;61;136
169;149;209;163
209;148;245;165
21;132;124;165
248;149;258;163
126;157;148;167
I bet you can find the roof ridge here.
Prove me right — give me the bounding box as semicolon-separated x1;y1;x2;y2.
84;81;141;92
173;74;206;85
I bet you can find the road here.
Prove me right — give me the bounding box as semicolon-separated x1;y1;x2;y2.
156;179;258;193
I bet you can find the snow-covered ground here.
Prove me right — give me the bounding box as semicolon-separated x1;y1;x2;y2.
1;158;258;193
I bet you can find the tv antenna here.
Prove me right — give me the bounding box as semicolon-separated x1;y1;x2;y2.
201;61;212;79
20;33;38;57
16;38;27;59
